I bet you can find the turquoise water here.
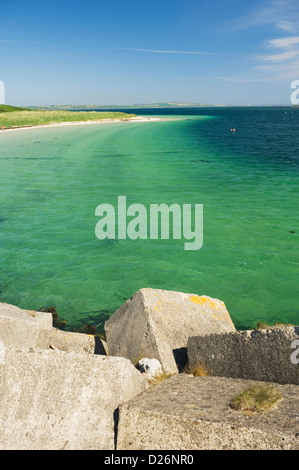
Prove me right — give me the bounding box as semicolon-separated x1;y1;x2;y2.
0;108;298;330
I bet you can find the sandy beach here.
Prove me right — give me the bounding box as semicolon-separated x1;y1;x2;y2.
1;116;167;133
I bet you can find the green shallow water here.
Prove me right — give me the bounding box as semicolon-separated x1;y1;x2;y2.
0;108;298;330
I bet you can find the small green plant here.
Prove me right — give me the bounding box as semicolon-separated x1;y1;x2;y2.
231;385;282;413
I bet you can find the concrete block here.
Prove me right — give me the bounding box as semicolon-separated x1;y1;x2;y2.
0;302;52;349
48;328;108;355
105;288;235;374
0;346;148;450
117;375;299;450
188;326;299;385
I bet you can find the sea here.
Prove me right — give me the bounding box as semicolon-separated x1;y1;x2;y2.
0;107;298;331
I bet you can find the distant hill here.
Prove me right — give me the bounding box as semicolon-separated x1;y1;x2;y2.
28;103;226;111
0;104;30;113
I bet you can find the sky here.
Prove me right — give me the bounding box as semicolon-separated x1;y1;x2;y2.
0;0;299;106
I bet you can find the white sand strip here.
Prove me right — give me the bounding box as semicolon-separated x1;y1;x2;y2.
1;116;168;133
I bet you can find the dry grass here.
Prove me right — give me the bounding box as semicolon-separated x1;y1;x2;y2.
230;385;282;413
183;363;212;377
149;371;175;386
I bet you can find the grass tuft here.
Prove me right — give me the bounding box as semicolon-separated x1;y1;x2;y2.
149;371;175;386
183;363;212;377
190;364;211;377
230;384;282;413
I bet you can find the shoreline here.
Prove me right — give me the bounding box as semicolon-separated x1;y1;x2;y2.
1;116;168;133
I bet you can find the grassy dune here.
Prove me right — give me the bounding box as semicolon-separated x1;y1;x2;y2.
0;105;137;129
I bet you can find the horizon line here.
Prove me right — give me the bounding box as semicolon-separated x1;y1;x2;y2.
7;102;296;108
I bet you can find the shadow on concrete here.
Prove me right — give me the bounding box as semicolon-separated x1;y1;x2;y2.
113;408;119;450
94;336;107;355
173;347;188;372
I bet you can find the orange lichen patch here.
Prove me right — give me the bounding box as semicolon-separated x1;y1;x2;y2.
190;295;221;311
190;295;210;306
190;295;201;305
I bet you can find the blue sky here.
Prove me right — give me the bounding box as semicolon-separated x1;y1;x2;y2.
1;0;299;106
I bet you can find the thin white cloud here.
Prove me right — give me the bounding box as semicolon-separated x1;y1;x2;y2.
173;75;267;84
0;39;38;44
257;58;299;81
277;21;299;33
261;50;299;62
229;1;298;30
231;2;299;81
214;76;264;83
257;32;299;80
268;36;299;48
114;2;299;84
112;47;217;55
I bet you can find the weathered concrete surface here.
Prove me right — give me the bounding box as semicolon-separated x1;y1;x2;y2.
188;326;299;385
0;301;108;355
48;328;108;355
105;288;235;374
117;375;299;450
0;302;52;349
0;346;148;450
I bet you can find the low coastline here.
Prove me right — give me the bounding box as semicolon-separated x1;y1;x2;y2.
1;116;167;133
